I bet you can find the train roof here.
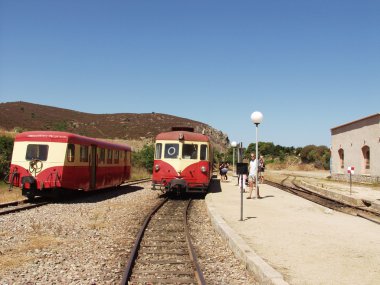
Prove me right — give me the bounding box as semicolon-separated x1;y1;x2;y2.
155;131;210;142
15;131;131;151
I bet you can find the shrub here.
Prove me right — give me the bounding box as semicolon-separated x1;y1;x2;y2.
132;144;154;173
0;136;14;178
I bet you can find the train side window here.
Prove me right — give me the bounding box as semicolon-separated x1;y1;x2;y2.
80;146;89;162
99;148;105;164
26;144;49;161
182;144;198;159
66;144;75;162
155;143;162;159
114;150;120;164
107;149;113;164
164;144;179;159
200;145;208;160
126;151;131;165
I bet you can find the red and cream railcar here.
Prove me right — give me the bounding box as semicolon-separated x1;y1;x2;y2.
8;131;131;198
152;129;213;194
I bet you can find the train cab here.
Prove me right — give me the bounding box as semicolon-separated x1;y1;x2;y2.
152;129;213;194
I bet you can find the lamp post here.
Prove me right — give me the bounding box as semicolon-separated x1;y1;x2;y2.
251;111;263;198
231;141;237;175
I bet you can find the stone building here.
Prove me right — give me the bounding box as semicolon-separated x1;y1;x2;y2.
330;113;380;183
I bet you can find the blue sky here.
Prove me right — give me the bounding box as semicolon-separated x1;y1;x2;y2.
0;0;379;147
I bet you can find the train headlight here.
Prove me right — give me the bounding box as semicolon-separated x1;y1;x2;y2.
155;164;160;171
200;166;207;173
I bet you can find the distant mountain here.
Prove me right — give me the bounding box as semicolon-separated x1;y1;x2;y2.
0;101;229;151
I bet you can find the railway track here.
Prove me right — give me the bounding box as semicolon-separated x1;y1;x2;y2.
121;198;206;285
0;197;50;216
266;177;380;225
0;178;152;216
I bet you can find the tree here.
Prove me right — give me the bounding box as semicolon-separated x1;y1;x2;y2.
0;136;14;178
132;144;155;173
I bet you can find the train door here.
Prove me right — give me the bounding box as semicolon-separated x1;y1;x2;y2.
90;145;97;189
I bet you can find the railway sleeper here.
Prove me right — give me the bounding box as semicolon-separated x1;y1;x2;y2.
130;277;196;284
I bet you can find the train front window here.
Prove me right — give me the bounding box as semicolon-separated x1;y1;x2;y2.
200;145;208;160
155;143;162;159
182;144;198;159
26;144;49;161
164;144;179;159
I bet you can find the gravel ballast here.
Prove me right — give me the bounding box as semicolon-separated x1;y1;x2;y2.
1;185;257;284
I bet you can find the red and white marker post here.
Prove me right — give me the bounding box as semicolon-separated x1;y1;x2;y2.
347;166;355;195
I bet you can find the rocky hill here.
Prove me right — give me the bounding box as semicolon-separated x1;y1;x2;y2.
0;101;229;151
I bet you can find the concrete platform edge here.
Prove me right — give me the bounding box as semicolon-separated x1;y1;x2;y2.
205;194;289;285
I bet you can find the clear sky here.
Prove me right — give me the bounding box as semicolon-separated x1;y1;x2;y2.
1;0;379;147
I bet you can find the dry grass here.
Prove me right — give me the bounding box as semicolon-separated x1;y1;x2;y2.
130;166;151;180
0;181;24;203
268;163;317;171
88;209;108;230
0;235;64;269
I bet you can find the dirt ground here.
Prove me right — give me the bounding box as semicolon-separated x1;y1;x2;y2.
244;186;380;285
208;172;380;285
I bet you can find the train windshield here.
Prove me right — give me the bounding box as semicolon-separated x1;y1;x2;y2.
164;144;179;159
182;144;198;159
200;145;208;160
155;143;162;159
26;144;49;161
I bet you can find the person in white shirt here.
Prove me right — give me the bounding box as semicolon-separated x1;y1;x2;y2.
247;153;261;199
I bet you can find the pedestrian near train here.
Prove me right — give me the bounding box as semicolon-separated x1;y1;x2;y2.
247;153;261;199
219;162;228;181
259;155;265;184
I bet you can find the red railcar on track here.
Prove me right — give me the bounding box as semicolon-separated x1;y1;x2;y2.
151;129;214;194
7;131;131;198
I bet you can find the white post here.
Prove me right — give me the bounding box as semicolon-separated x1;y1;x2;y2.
251;111;263;199
231;141;237;175
255;124;259;197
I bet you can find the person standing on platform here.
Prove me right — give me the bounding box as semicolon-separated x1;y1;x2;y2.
247;153;261;199
258;155;265;184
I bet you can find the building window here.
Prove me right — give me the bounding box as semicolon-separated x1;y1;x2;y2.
338;148;344;169
362;146;370;170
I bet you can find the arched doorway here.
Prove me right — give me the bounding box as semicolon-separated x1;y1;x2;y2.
362;146;370;174
338;148;344;171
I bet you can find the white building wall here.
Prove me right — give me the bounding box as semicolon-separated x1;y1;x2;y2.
331;114;380;182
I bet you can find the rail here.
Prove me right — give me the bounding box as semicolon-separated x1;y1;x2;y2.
120;198;206;285
266;177;380;225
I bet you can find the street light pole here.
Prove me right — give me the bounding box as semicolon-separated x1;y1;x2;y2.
231;141;237;175
251;111;263;198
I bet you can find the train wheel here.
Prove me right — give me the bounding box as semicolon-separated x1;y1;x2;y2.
26;194;35;200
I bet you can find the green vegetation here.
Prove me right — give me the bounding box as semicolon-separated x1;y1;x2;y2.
52;121;69;131
218;142;330;170
132;144;154;173
0;135;14;178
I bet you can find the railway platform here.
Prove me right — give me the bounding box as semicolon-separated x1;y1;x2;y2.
205;175;380;285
